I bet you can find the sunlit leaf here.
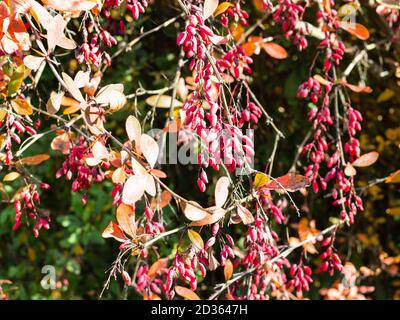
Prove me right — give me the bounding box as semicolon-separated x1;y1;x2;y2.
203;0;219;20
183;201;208;221
140;134;159;169
23;55;45;71
126;115;141;144
122;175;147;205
215;176;230;208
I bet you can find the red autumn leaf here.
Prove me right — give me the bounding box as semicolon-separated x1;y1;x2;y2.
352;152;379;167
264;173;311;192
262;42;288;60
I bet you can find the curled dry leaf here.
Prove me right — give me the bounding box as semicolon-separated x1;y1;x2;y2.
203;0;219;20
237;204;254;225
92;141;109;160
175;286;201;300
352;151;379;167
187;229;204;250
215;176;230;208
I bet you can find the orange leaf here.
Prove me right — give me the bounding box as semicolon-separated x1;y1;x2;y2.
262;42;288;60
116;203;136;238
148;258;168;279
386;170;400;184
213;2;233;17
102;221;128;242
18;154;50;166
339;21;370;40
175;286;201;300
224;259;233;280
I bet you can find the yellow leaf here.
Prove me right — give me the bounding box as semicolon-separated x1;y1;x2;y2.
11;97;33;115
254;172;270;190
187;229;204;249
0;108;7;122
377;88;395;104
387;207;400;217
3;172;21;181
213;2;233;17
